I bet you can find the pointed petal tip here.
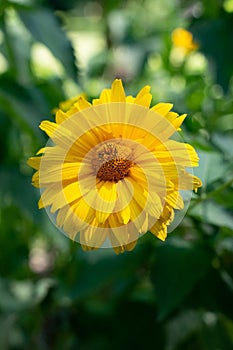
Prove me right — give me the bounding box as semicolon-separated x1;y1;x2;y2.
38;198;44;209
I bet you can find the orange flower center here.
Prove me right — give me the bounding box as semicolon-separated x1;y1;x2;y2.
93;142;134;182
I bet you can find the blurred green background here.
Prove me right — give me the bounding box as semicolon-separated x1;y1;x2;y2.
0;0;233;349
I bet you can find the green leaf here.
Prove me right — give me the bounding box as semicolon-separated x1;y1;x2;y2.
10;278;55;305
215;114;233;132
19;7;78;81
165;309;202;350
212;132;233;160
0;278;55;313
0;165;41;224
190;200;233;230
151;239;213;319
0;0;34;12
194;150;230;188
0;76;40;137
0;74;58;141
57;248;147;300
1;8;32;82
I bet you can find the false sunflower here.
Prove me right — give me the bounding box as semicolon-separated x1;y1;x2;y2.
28;79;202;253
172;28;199;54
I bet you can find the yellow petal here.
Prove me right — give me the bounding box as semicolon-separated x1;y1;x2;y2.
55;110;68;124
96;182;117;224
130;164;166;192
109;225;130;246
63;200;90;234
92;89;111;105
113;240;137;254
124;240;138;251
144;191;163;218
166;190;184;210
39;162;80;185
140;213;149;234
134;85;152;107
112;245;125;254
161;205;174;224
36;146;67;162
79;221;107;248
139;132;160;150
73;96;92;111
32;171;40;188
36;148;46;155
39;120;58;137
126;95;135;103
129;199;146;231
27;156;41;170
111;79;126;102
164;111;179;122
56;205;70;227
119;177;136;201
73;195;95;224
155;140;199;167
127;178;147;210
179;173;202;191
39;182;64;208
50;182;84;213
150;221;167;241
172;114;187;130
151;103;173;116
118;205;131;224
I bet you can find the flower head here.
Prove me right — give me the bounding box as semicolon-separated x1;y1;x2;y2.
28;79;202;253
172;28;199;54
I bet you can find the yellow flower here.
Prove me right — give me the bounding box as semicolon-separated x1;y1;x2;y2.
52;94;85;115
172;28;199;54
28;79;202;253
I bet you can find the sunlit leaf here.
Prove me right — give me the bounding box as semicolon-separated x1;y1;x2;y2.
18;7;78;81
190;200;233;230
212;132;233;160
0;74;62;141
1;8;31;82
194;150;230;188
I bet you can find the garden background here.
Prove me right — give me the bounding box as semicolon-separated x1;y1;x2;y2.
0;0;233;349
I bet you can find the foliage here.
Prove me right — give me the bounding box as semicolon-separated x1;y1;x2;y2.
0;0;233;349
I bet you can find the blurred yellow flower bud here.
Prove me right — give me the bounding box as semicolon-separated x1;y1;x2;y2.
172;28;199;54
